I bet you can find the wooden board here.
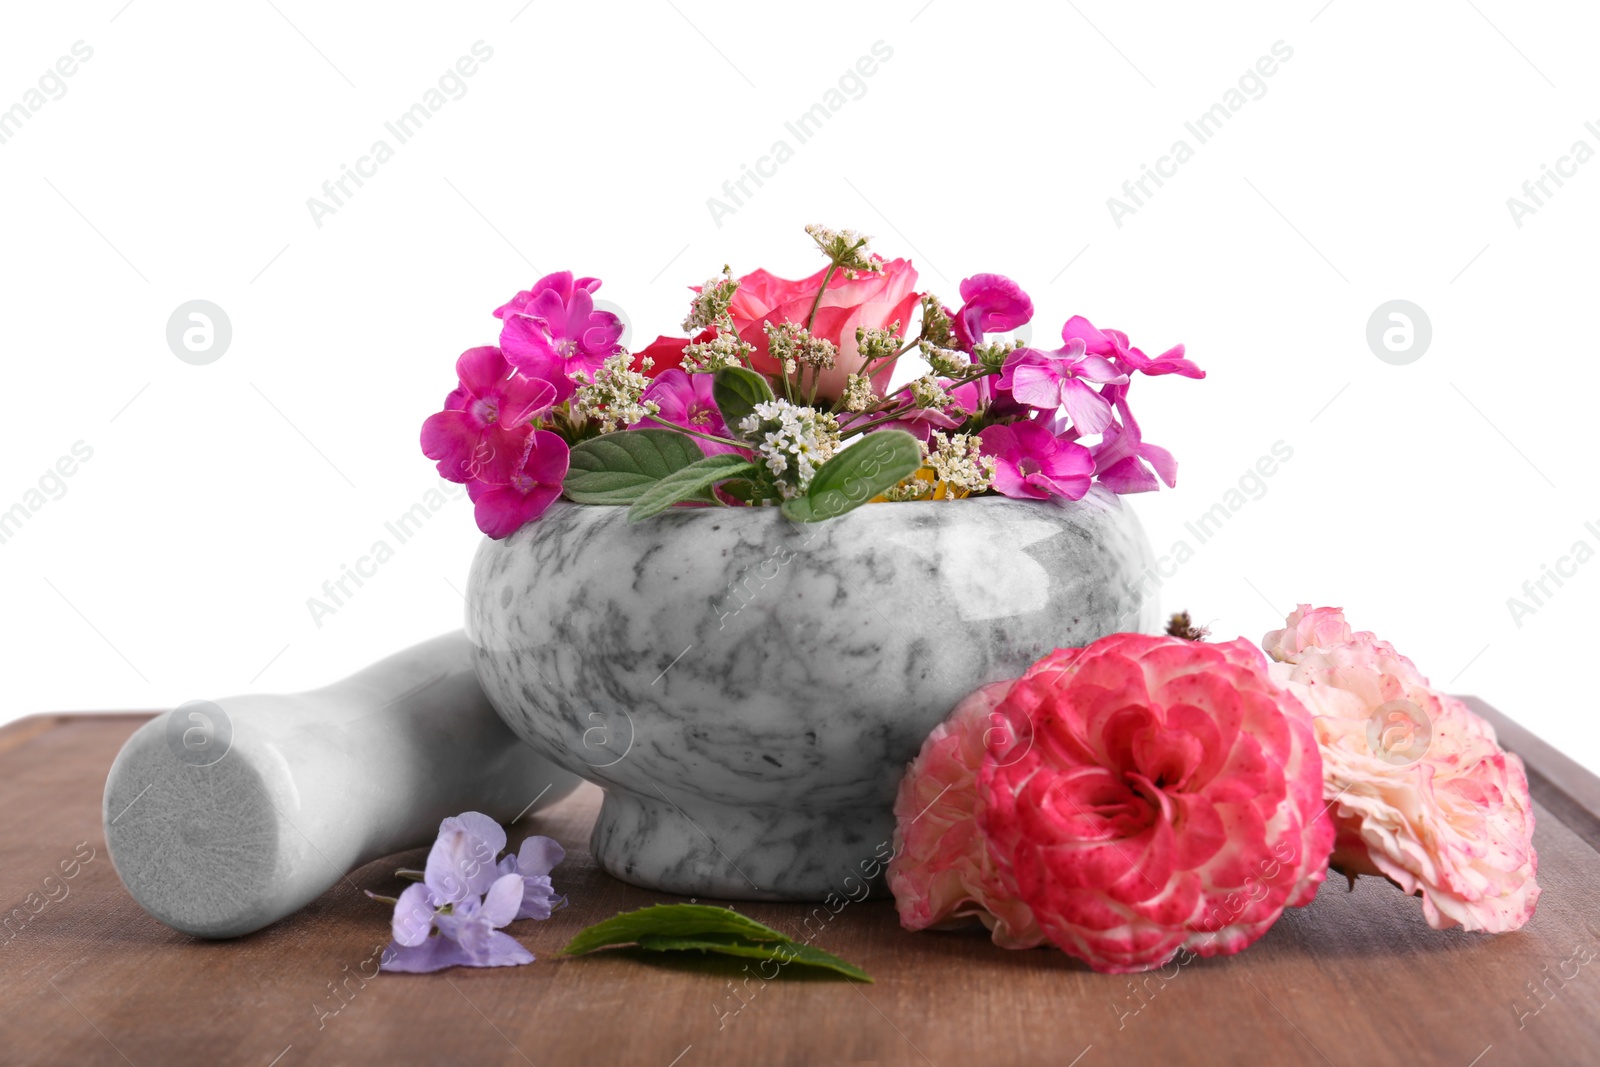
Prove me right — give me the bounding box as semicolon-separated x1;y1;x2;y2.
1;709;1597;1067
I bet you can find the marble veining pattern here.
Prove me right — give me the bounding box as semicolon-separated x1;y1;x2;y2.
466;490;1157;900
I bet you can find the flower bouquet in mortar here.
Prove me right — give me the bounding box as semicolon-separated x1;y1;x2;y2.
427;223;1199;909
421;223;1201;536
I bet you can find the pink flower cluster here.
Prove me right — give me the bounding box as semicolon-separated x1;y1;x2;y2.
890;611;1544;971
622;262;1200;506
960;282;1202;502
422;272;622;537
420;229;1204;538
1263;606;1540;933
890;633;1332;973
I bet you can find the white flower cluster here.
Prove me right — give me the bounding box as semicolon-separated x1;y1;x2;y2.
972;338;1025;371
683;268;740;333
737;399;840;498
573;352;658;433
924;431;995;496
804;223;880;273
920;340;970;377
855;323;902;366
909;374;956;413
841;373;878;413
917;294;955;348
682;331;753;374
765;321;837;370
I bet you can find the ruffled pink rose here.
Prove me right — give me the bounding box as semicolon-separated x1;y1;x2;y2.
727;258;920;402
976;635;1333;973
888;681;1045;949
1264;606;1540;933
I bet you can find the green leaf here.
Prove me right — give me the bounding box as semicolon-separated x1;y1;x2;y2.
636;932;872;982
560;904;791;956
628;455;757;522
711;366;775;439
781;430;922;523
563;430;706;505
558;904;872;982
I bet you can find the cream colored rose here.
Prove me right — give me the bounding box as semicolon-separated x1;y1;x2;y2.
1266;606;1538;933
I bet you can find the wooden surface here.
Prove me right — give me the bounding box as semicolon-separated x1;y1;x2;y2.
3;711;1599;1067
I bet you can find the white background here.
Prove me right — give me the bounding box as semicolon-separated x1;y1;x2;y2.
2;1;1595;771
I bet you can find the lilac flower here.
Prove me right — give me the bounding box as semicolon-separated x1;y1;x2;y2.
384;873;532;973
498;836;566;920
998;338;1127;434
495;272;625;400
377;812;563;974
425;811;508;904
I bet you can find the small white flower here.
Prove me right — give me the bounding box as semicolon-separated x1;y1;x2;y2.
737;399;840;498
804;223;880;273
573;352;658;433
682;330;754;373
841;373;878;413
924;431;995;496
683;267;740;333
909;374;955;413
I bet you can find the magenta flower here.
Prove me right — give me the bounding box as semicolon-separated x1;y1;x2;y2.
495;272;624;399
998;339;1127;434
1092;397;1177;494
1060;315;1203;379
979;421;1095;501
952;273;1033;350
467;429;570;539
421;347;556;485
641;369;741;456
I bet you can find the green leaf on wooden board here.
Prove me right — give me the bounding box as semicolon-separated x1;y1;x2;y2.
559;903;872;981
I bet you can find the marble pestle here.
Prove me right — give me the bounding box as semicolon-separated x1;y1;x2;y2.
103;630;579;938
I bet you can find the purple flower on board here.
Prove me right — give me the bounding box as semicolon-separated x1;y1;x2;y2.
378;812;563;973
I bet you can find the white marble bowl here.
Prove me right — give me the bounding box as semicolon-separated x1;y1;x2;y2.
465;490;1157;901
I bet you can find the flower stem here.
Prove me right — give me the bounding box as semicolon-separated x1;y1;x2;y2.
804;263;839;332
645;418;746;449
839;405;916;439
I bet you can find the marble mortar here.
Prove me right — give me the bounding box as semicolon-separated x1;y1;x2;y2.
466;490;1158;900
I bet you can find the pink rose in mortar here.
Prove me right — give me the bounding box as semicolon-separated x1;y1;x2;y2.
726;258;920;402
976;634;1333;973
1263;605;1540;933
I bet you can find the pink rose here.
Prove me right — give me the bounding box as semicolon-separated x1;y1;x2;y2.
888;681;1045;949
727;258;920;402
1264;606;1540;933
1262;604;1357;665
976;635;1333;973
